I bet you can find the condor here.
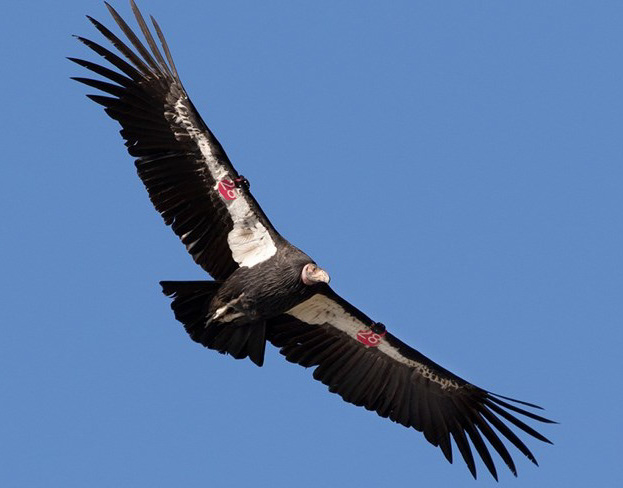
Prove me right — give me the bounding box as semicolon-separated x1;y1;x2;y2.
71;1;554;480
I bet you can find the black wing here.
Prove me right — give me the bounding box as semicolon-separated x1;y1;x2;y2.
268;286;555;480
71;0;282;280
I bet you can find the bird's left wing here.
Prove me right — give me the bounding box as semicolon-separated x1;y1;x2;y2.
71;1;281;280
267;286;554;480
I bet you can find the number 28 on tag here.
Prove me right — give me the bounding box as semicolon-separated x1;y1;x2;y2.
356;329;385;347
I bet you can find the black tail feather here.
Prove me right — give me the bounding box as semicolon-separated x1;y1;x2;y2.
160;281;267;366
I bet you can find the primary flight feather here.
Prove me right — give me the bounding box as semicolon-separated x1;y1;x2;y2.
71;1;554;480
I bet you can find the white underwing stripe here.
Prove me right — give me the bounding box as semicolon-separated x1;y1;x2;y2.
227;222;276;267
286;294;461;390
168;97;277;268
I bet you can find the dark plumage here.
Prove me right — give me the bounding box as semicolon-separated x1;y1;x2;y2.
71;1;555;480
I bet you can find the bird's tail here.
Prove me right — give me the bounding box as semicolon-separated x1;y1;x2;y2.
160;281;267;367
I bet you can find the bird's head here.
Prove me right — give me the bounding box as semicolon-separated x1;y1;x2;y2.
301;263;330;286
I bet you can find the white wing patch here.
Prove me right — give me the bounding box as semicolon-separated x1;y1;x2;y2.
227;220;277;268
168;97;277;268
287;294;461;390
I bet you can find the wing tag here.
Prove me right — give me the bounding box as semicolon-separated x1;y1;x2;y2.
356;329;386;347
218;179;238;201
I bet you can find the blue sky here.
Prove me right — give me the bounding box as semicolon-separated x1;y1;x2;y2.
1;0;621;486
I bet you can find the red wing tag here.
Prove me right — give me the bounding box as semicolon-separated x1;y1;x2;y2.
218;179;238;201
356;329;385;347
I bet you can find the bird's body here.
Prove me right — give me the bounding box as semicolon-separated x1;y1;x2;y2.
72;1;555;480
208;246;315;324
159;238;324;366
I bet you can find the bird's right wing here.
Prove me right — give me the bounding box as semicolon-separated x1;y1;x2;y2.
268;286;555;480
71;1;282;280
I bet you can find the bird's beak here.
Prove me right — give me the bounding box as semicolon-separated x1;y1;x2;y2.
313;267;330;284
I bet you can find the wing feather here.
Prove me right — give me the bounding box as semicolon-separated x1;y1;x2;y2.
72;2;281;279
128;1;172;78
267;287;554;479
470;409;517;476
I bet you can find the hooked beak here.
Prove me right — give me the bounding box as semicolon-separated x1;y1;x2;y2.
302;263;330;285
313;267;330;284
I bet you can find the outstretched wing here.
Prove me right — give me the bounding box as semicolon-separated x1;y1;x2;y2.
71;1;281;280
268;286;554;480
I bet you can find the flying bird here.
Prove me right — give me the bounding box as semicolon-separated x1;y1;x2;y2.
71;1;554;480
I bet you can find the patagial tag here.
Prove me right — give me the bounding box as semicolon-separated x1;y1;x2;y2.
356;329;385;347
218;179;238;201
